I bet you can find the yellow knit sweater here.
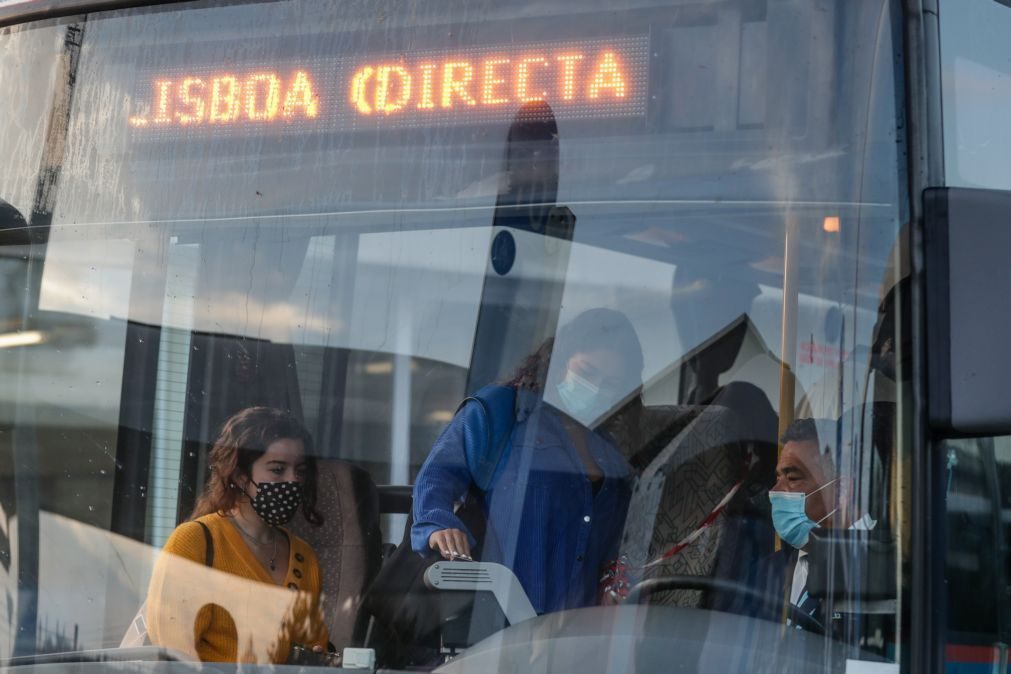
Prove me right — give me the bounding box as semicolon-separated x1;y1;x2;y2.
145;513;329;664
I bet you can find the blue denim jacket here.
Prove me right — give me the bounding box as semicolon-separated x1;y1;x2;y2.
411;386;632;614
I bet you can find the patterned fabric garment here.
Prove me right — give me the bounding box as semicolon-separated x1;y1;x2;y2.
412;386;633;614
249;481;304;526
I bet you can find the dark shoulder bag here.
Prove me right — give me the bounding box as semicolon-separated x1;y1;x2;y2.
362;387;516;668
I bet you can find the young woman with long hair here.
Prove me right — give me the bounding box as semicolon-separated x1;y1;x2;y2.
144;406;329;663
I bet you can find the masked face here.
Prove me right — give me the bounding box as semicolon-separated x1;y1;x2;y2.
554;349;627;428
768;479;838;549
556;369;609;426
239;437;308;527
769;436;841;548
246;479;304;526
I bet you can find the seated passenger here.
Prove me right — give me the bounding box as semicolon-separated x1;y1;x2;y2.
144;407;331;664
411;308;643;614
715;417;878;632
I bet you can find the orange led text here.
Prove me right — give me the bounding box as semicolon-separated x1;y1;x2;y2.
127;38;647;133
129;70;319;128
349;49;630;116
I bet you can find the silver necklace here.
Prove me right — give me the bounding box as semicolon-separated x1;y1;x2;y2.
233;519;278;571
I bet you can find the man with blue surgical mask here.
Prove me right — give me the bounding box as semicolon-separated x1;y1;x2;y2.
766;418;876;628
701;412;892;667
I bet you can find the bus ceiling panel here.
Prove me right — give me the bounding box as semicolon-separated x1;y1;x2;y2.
95;149;886;229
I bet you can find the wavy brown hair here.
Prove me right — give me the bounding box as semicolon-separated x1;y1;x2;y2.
504;338;556;391
190;407;323;525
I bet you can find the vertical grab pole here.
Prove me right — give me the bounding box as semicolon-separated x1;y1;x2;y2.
778;212;801;446
775;212;801;559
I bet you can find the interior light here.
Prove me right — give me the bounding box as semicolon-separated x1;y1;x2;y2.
364;361;394;375
426;410;456;424
0;330;45;348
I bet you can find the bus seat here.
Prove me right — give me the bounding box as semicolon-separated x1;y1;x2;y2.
288;460;383;650
700;382;778;608
618;404;753;607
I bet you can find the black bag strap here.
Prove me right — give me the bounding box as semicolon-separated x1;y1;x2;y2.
196;520;214;567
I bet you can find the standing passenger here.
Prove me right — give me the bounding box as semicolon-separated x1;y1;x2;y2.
411;308;643;614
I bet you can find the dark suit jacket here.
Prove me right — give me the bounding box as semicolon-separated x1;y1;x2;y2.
709;544;801;624
708;533;894;657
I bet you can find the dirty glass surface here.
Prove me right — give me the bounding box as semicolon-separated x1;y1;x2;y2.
0;1;908;672
939;0;1011;191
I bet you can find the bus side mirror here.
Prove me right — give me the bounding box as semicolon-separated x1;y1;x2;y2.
925;187;1011;436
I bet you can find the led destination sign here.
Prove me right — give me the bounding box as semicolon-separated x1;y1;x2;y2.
127;36;649;135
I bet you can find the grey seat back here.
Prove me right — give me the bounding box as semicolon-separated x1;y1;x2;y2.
618;405;747;607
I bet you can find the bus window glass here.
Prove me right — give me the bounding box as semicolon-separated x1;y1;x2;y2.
939;0;1011;190
0;0;909;671
944;436;1011;670
0;23;61;219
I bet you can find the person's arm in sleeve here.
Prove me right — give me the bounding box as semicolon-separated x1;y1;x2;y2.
145;522;212;659
410;401;489;554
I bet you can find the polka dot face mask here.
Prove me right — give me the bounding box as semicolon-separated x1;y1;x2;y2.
248;480;303;526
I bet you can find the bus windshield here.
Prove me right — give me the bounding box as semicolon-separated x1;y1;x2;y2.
0;0;908;672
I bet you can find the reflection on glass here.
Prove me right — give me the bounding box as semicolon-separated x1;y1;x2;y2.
944;435;1011;669
0;0;907;671
940;0;1011;190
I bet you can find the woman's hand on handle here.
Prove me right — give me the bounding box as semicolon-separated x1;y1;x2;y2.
428;528;473;560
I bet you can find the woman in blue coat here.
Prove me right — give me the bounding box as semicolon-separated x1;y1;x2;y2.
411;308;644;614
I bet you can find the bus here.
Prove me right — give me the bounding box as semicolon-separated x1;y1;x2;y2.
0;0;1009;671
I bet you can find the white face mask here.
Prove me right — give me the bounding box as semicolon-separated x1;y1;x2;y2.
556;368;610;427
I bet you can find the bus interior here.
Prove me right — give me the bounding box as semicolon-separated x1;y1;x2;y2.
0;0;912;671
